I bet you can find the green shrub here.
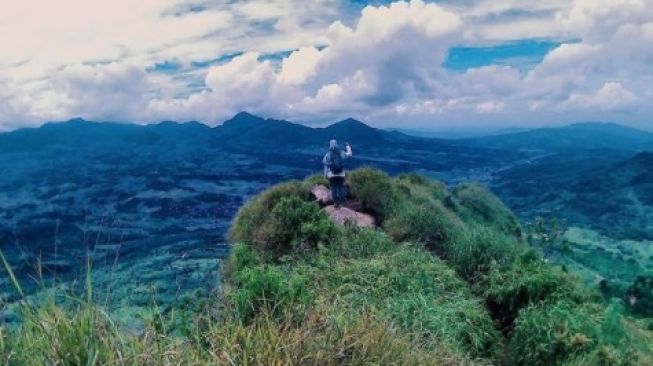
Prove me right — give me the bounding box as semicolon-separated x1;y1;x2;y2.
447;182;522;237
0;326;5;360
229;265;310;322
481;258;587;328
329;227;397;260
268;196;336;254
509;301;633;366
395;173;447;202
204;305;476;365
446;225;522;281
229;181;310;247
313;247;501;358
228;242;260;274
627;275;653;317
384;200;465;253
304;173;329;187
231;193;337;260
347;167;398;222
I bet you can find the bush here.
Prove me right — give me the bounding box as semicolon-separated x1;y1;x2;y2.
304;173;329;187
229;181;311;247
627;275;653;317
447;182;522;237
446;225;522;281
509;301;632;366
329;227;397;260
395;173;447;202
480;258;587;328
267;196;337;255
204;305;475;365
229;265;311;322
312;247;501;358
347;167;398;222
383;200;465;252
228;242;260;274
231;193;337;260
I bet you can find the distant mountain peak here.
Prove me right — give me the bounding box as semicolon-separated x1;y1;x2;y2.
327;118;376;133
226;111;264;124
66;117;89;124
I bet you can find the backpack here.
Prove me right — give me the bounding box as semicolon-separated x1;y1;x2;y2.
328;148;344;174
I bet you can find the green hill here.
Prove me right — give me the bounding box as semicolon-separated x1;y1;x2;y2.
1;169;651;365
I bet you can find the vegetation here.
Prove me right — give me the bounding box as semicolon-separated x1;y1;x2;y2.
2;167;652;365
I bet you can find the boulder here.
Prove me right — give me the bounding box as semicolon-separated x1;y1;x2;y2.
324;205;375;228
310;185;332;205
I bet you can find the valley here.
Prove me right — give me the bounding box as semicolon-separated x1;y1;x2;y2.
1;113;652;322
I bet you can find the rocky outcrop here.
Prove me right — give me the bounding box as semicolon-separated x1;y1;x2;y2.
311;184;375;228
310;185;332;205
324;205;375;228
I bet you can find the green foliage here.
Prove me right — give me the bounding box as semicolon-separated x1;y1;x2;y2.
384;199;465;251
395;173;447;202
228;265;311;322
446;225;522;281
480;257;587;327
231;191;337;260
448;182;522;237
202;305;478;366
627;275;653;317
228;242;260;274
304;173;329;187
346;167;397;222
229;181;311;249
509;301;633;366
329;227;397;260
305;247;501;358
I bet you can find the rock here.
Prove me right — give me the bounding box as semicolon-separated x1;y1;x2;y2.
311;185;332;205
324;205;375;228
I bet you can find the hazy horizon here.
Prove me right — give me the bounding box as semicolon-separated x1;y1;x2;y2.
4;111;653;137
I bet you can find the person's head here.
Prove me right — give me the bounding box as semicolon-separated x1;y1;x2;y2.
329;139;338;149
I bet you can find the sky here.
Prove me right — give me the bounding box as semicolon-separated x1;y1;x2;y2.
0;0;652;131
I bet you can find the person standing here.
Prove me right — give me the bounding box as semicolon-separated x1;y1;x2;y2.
323;139;352;208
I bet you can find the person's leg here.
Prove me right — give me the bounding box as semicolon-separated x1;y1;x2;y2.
333;177;344;206
335;178;342;205
329;177;338;204
335;177;345;205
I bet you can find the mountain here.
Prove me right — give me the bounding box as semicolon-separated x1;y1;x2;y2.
465;122;653;152
568;151;653;239
494;150;653;240
0;118;212;153
216;113;387;148
320;117;385;143
216;112;315;146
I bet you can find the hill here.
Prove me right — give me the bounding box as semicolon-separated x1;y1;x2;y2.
2;169;650;364
465;122;653;153
495;151;653;240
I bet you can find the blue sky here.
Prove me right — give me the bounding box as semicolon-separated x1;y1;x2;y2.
444;40;564;71
0;0;651;131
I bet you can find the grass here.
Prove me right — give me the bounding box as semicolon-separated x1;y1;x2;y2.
2;167;651;365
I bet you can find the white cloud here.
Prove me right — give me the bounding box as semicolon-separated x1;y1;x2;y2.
278;47;322;85
143;0;464;124
0;0;652;131
566;82;637;110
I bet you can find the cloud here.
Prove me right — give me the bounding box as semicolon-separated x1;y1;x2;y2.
0;0;652;130
150;0;464;123
566;82;637;110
